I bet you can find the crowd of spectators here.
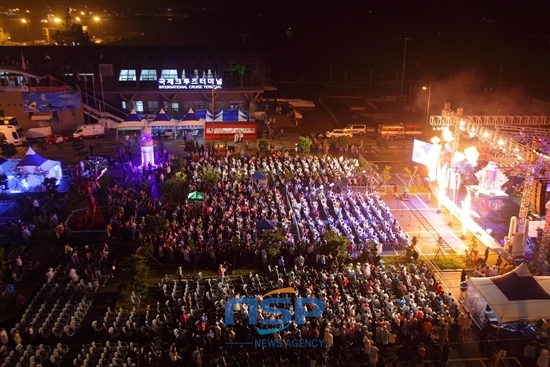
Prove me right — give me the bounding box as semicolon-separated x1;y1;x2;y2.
0;141;532;367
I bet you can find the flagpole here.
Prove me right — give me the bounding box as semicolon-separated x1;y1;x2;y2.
211;86;215;143
100;71;105;122
83;75;90;123
92;74;100;114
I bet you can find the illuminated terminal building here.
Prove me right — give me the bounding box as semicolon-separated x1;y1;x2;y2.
0;46;269;133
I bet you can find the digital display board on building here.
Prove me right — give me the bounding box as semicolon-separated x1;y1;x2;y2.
158;78;223;90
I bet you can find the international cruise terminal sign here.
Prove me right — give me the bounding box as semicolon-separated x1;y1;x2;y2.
158;78;223;90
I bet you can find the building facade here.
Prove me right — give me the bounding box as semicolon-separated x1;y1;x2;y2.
0;45;268;130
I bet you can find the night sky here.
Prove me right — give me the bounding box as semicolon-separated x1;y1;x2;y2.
2;0;550;83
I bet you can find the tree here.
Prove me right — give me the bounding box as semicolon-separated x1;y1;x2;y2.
355;157;378;174
335;136;349;150
139;242;155;259
297;136;313;155
36;140;47;155
322;230;350;261
121;254;150;296
258;140;269;154
11;166;30;192
171;157;187;175
403;166;419;187
263;230;285;264
381;165;392;186
202;164;220;192
144;214;167;236
0;173;8;193
43;177;59;194
33;167;48;190
0;143;16;159
161;175;188;205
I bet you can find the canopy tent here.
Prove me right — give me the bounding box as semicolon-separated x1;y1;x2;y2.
116;109;148;138
256;219;276;230
465;263;550;324
7;147;62;192
214;110;248;122
148;109;176;127
190;109;214;122
182;108;208;123
0;158;18;174
252;172;266;181
188;191;205;201
179;108;206;127
117;110;147;129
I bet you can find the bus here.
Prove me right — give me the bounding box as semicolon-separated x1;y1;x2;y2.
0;117;27;145
404;123;423;138
378;123;422;140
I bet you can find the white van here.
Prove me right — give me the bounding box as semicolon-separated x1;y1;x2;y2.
73;124;105;139
0;117;27;145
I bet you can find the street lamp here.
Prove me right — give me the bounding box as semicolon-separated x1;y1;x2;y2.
93;16;100;36
21;19;29;41
423;84;432;133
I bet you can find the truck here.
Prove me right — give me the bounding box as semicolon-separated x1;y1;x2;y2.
26;126;52;140
378;123;422;140
73;124;105;139
0;117;27;146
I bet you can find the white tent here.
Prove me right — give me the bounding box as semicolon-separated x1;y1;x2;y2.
465;263;550;323
117;109;147;130
0;158;18;174
214;109;248;122
6;147;62;193
177;120;205;127
148;109;177;127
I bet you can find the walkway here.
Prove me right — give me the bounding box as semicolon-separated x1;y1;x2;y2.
382;191;468;256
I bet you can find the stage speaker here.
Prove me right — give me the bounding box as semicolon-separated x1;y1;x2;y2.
530;179;548;216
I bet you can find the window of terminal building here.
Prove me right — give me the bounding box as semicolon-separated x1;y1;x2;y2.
122;101;127;110
119;69;137;82
161;69;179;79
193;101;208;111
148;101;159;112
140;69;158;81
229;101;244;110
132;101;144;113
172;102;179;112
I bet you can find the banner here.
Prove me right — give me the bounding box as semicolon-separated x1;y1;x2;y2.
22;91;82;112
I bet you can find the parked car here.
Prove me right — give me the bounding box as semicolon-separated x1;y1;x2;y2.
325;129;353;139
84;154;119;168
46;134;68;144
343;125;367;135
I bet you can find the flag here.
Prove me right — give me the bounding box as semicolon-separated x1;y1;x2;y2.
21;51;26;71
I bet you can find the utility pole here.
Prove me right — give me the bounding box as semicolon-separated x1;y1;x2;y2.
238;34;250;46
400;37;412;103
